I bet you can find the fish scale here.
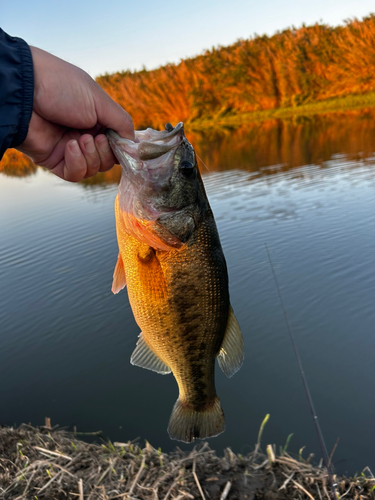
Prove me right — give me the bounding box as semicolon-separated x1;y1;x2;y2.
107;123;244;442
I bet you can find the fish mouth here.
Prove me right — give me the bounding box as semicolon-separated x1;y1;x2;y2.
108;123;200;250
106;123;185;166
106;122;195;201
106;121;183;143
106;122;195;218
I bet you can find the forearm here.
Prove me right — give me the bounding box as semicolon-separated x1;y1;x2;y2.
0;28;34;160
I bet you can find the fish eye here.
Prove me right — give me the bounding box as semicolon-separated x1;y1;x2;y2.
179;160;196;179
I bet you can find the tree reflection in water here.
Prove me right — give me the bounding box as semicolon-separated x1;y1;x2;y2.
1;109;375;185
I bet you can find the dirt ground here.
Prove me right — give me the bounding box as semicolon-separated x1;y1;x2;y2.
0;424;374;499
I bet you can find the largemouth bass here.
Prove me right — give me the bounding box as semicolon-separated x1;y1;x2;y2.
107;123;244;443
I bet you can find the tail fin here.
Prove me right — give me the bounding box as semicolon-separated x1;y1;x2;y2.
167;397;225;443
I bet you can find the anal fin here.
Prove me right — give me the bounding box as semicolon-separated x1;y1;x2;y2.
131;333;171;375
112;253;126;294
217;306;244;378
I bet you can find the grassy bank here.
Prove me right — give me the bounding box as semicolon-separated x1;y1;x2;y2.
190;91;375;128
1;423;374;499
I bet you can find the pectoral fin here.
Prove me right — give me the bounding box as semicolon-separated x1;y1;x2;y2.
131;333;171;375
112;254;126;294
217;306;244;378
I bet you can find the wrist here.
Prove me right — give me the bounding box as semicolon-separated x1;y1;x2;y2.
29;46;51;115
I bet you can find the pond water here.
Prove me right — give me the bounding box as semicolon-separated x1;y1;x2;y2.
1;111;374;476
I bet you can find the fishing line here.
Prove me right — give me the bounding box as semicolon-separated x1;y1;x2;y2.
196;153;211;172
264;243;338;500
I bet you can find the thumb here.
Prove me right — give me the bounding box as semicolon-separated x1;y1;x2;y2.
94;84;135;141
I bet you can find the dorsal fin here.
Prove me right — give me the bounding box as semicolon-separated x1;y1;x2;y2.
217;306;244;378
111;254;126;294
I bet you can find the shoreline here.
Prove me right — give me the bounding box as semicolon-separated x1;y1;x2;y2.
187;92;375;129
1;424;374;499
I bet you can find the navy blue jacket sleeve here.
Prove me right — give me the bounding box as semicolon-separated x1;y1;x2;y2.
0;29;34;160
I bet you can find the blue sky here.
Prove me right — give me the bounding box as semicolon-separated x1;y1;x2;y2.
2;0;374;77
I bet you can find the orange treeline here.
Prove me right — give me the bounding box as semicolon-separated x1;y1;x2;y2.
2;15;375;177
97;14;375;129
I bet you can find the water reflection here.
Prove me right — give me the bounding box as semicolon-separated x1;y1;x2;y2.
79;109;375;185
188;110;375;173
0;148;37;177
2;109;375;184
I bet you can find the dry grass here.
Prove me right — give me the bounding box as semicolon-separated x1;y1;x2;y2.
0;424;374;499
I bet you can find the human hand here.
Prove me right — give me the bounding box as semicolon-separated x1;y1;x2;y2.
17;47;135;182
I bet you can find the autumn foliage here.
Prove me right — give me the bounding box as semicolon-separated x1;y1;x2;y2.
0;149;37;177
97;14;375;129
2;15;375;176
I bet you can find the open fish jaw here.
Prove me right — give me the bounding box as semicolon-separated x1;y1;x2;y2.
106;122;185;164
106;123;193;194
106;123;200;249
